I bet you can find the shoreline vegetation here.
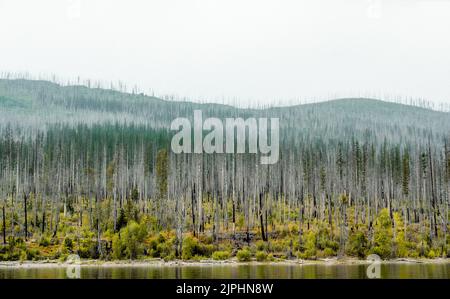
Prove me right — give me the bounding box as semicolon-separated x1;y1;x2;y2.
1;207;449;263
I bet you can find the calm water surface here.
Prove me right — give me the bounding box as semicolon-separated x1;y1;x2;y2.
0;263;449;279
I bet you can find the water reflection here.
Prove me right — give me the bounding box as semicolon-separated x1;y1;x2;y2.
0;263;448;279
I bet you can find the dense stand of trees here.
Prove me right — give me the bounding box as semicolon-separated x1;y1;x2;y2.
0;123;449;259
0;79;449;260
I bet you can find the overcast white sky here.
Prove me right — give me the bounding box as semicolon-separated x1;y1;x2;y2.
1;0;449;106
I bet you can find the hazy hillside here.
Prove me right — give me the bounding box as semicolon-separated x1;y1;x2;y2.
1;79;449;148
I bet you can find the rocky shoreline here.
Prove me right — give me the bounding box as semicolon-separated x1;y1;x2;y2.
1;257;449;268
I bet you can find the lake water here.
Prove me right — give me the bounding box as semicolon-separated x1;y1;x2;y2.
0;263;449;279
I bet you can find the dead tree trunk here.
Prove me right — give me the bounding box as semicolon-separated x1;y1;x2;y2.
23;192;28;240
191;186;196;237
428;142;438;240
259;192;267;241
40;193;46;234
2;204;6;244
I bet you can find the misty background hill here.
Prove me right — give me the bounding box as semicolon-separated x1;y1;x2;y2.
0;79;449;148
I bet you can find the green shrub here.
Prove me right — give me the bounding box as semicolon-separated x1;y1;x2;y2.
323;247;336;257
8;251;21;261
212;250;231;261
256;251;268;262
393;212;408;257
182;235;213;260
199;235;213;245
346;231;368;258
122;221;147;259
78;235;98;259
146;233;175;259
255;240;267;251
289;223;299;235
156;242;172;259
297;231;317;259
112;220;148;259
269;239;287;252
163;253;176;261
39;236;50;247
371;209;393;259
19;250;27;261
63;237;74;252
112;233;124;260
15;237;25;246
316;226;333;250
157;233;166;244
296;251;306;259
181;236;198;260
217;240;233;253
371;246;390;259
26;248;40;260
190;255;203;261
427;249;436;259
236;248;252;262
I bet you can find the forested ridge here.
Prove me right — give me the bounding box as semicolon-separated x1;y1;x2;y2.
0;78;449;262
